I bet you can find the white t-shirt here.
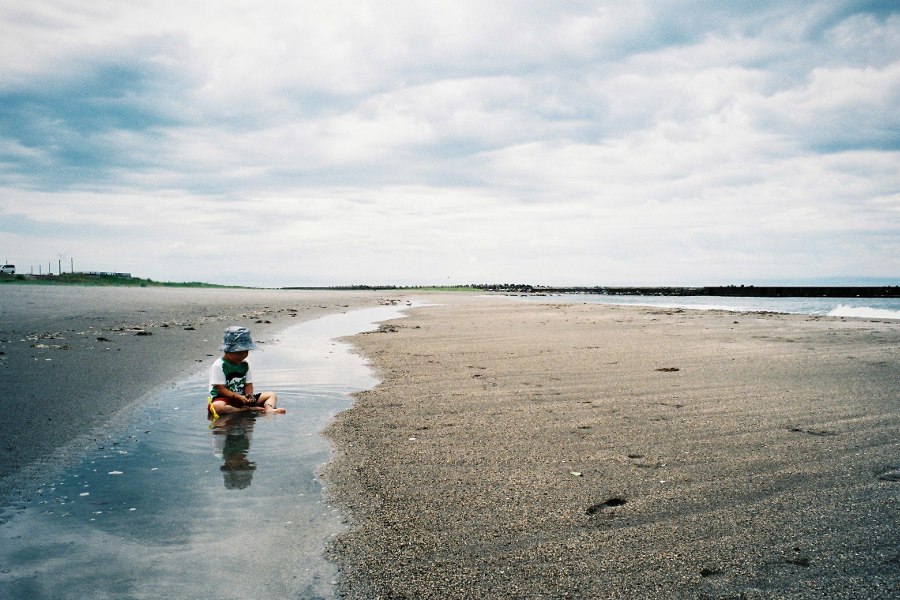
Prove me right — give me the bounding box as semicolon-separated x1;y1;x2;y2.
208;357;254;397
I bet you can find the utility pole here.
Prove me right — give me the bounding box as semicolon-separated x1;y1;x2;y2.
71;258;74;273
58;259;61;276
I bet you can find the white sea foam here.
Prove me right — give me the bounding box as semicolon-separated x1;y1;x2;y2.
510;294;900;318
827;305;900;320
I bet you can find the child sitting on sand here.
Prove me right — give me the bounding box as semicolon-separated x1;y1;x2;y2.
208;326;285;416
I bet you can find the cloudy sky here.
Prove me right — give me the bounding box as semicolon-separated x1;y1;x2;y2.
1;1;898;287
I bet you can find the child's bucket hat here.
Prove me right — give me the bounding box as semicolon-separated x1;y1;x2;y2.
219;326;257;352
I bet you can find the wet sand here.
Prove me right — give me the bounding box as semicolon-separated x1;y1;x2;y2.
0;285;387;502
323;294;900;599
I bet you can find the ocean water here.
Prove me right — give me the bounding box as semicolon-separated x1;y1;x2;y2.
0;304;410;600
507;294;900;320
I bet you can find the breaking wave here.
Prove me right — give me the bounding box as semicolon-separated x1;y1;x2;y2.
827;304;900;320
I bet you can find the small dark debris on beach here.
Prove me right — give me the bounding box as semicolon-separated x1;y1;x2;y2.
184;327;196;330
699;567;720;577
96;337;110;342
656;367;679;372
586;497;627;514
363;324;401;334
788;426;836;436
135;331;152;336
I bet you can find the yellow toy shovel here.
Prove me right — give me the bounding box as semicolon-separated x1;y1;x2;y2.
207;396;219;420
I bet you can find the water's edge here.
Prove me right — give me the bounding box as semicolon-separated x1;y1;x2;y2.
0;304;413;600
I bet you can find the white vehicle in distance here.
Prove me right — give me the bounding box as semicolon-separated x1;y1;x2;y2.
1;264;15;274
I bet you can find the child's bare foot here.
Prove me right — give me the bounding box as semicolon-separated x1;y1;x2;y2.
266;407;286;414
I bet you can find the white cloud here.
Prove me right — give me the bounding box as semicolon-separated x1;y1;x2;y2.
1;1;899;285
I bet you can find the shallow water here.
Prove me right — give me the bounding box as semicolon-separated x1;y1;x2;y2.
0;305;408;600
506;294;900;319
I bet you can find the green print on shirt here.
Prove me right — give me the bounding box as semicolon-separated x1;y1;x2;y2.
211;359;250;397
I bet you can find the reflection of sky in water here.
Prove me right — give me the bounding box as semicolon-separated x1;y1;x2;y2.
0;305;409;600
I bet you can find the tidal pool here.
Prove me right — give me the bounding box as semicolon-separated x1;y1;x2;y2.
0;305;408;600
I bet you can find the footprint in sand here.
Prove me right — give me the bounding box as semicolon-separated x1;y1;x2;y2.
877;469;900;482
586;497;627;515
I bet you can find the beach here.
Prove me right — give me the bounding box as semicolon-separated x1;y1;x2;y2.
3;288;900;598
324;294;900;599
0;285;386;501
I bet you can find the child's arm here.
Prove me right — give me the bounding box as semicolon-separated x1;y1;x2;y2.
243;383;254;398
213;384;251;405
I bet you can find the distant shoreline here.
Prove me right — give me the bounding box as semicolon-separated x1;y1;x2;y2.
0;272;243;288
7;274;898;298
285;284;900;298
532;285;900;298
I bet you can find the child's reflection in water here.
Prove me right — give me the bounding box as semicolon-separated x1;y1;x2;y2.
210;412;257;489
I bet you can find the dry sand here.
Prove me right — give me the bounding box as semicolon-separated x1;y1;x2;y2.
0;285;386;502
323;294;900;599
